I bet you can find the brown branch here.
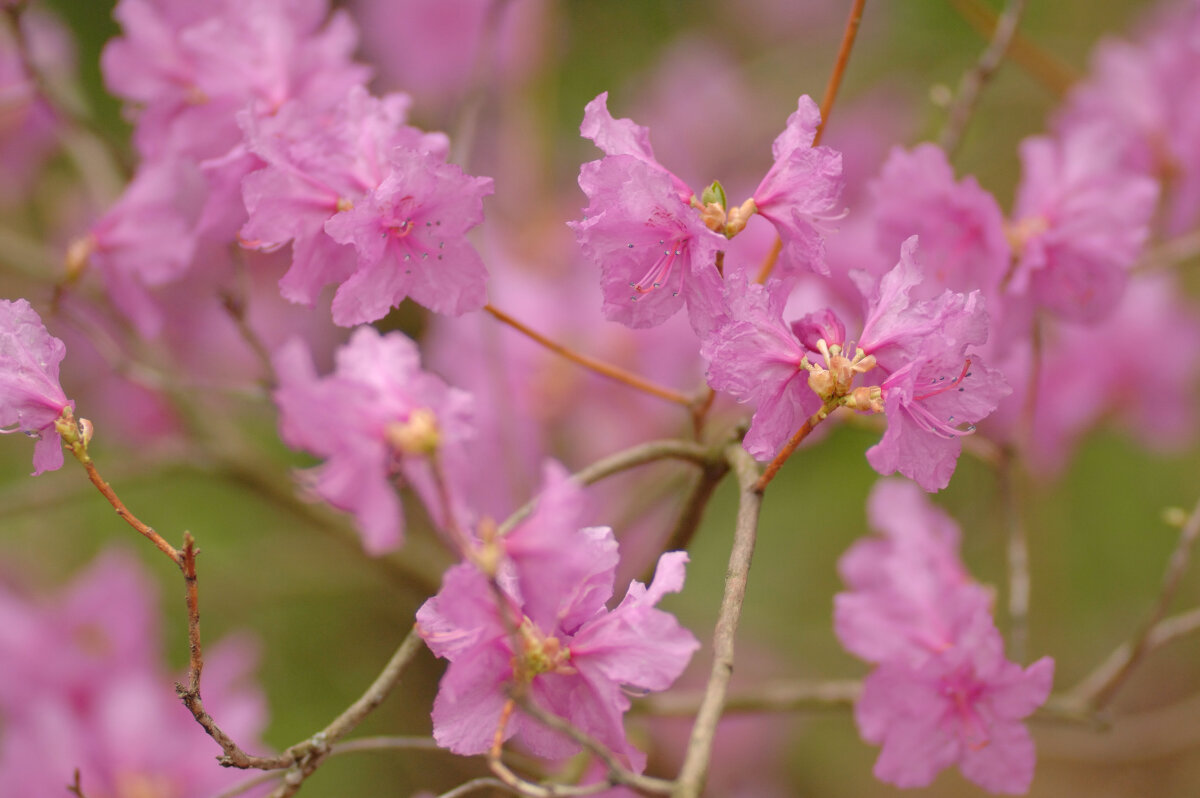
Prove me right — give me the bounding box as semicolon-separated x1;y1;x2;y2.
754;0;865;285
439;778;524;798
939;0;1029;157
67;769;90;798
753;411;824;493
655;460;731;558
671;444;763;798
81;460;181;564
635;679;861;717
496;694;674;796
495;438;715;536
484;303;692;408
813;0;867;148
1071;496;1200;708
945;0;1079;96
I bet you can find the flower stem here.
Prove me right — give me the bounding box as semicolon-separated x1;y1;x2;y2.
756;0;865;284
672;444;763;798
945;0;1079;96
940;0;1029;157
813;0;867;148
753;410;826;493
81;460;182;565
484;303;692;407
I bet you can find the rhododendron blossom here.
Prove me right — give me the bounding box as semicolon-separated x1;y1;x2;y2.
272;327;474;554
240;85;490;325
703;237;1008;490
417;469;698;768
0;299;74;475
837;480;1054;794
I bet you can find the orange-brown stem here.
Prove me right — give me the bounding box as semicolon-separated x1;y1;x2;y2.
756;0;865;285
754;413;823;493
484;303;691;407
83;460;181;565
814;0;867;148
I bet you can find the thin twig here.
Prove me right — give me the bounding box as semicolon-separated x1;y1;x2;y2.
1072;498;1200;708
945;0;1078;96
999;450;1030;663
495;438;715;536
438;778;524;798
654;460;731;561
67;769;89;798
507;695;675;795
812;0;866;148
754;0;865;284
82;460;181;564
484;303;692;408
634;679;861;717
671;444;763;798
207;737;448;798
753;411;823;493
939;0;1029;157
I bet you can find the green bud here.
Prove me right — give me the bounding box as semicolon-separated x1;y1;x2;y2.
700;180;727;211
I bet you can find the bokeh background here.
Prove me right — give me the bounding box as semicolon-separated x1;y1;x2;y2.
2;1;1199;796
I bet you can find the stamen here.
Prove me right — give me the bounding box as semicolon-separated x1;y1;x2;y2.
914;359;972;402
631;241;683;295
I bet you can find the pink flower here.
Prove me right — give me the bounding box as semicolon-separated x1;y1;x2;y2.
272;327;474;554
102;0;367;162
1054;1;1200;234
417;476;698;767
858;239;1009;491
869;144;1009;301
0;549;269;797
79;157;207;337
1008;125;1158;323
700;274;823;460
856;616;1053;794
0;299;74;475
750;95;845;277
701;238;1007;490
836;480;1055;794
322;148;493;324
571;93;727;333
834;479;990;665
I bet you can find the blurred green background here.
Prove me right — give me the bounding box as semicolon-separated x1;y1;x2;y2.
3;1;1199;796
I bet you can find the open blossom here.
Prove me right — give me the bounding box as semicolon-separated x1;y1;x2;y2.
0;299;74;475
240;85;490;325
869;144;1009;301
1008;124;1158;323
1054;0;1200;234
322;147;493;324
702;237;1007;490
837;480;1054;794
272;327;474;554
417;470;698;768
571;93;725;333
749;95;845;277
101;0;368;162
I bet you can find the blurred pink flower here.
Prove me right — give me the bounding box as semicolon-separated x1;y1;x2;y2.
0;549;269;797
0;298;73;474
272;327;474;554
837;480;1054;794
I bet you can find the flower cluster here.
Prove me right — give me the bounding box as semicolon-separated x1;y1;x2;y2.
417;465;699;769
835;480;1054;793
